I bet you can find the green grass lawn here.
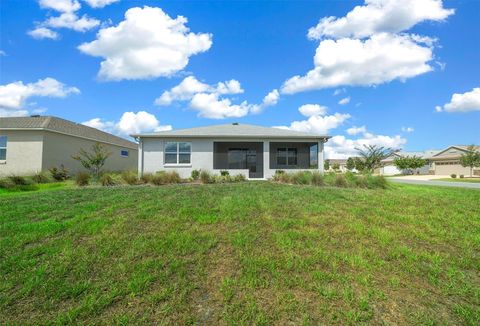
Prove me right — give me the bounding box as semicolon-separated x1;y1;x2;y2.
1;183;479;324
437;178;480;183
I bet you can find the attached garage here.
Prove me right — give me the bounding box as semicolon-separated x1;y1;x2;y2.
430;145;480;176
433;161;471;176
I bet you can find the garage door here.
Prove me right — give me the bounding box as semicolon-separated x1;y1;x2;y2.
381;165;401;175
435;164;471;176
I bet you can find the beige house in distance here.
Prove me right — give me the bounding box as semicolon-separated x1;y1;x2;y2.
429;145;480;176
0;116;138;176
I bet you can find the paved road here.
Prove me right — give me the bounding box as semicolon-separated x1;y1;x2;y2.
390;178;480;189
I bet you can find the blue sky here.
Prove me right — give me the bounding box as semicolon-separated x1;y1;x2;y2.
1;0;479;158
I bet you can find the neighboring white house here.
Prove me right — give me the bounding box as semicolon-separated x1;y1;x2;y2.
379;151;438;176
0;116;138;176
132;123;330;179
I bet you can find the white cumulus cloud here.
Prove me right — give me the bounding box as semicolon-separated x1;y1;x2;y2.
30;0;100;39
83;0;120;8
155;76;243;106
325;132;406;159
298;104;327;117
307;0;454;40
437;87;480;113
28;27;60;40
78;6;213;81
261;89;280;107
39;0;81;13
275;104;350;135
281;33;434;94
401;126;414;133
155;76;277;119
0;78;80;116
346;125;366;135
83;111;172;137
338;97;351;105
45;12;100;32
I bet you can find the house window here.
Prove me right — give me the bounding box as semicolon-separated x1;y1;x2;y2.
0;136;6;161
121;150;129;157
277;148;297;166
165;142;191;164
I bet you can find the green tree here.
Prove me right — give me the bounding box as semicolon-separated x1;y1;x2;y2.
346;157;355;171
355;145;397;174
332;163;340;171
353;157;366;173
394;156;427;175
324;159;330;171
72;143;111;179
459;145;480;177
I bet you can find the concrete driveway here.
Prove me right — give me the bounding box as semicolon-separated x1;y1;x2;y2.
389;175;480;189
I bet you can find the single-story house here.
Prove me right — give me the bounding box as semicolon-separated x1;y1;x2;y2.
132;123;330;179
428;145;480;176
379;151;437;176
0;116;138;176
327;158;351;173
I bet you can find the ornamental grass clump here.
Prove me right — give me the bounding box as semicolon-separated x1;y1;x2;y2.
32;172;51;184
121;170;139;185
100;174;116;186
75;172;91;187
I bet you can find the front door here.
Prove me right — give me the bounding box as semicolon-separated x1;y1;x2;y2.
246;150;263;178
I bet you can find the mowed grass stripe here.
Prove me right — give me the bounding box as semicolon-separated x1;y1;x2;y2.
0;183;479;324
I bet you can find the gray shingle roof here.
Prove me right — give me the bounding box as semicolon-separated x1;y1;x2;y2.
132;123;330;139
0;116;137;149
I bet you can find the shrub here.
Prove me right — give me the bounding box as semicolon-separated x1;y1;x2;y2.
334;174;348;187
49;165;69;181
100;174;116;186
273;170;291;183
200;170;213;184
367;175;388;189
166;171;181;184
32;171;51;183
8;175;31;186
0;178;15;189
191;169;200;180
459;174;464;179
233;174;246;182
75;172;90;186
220;170;230;176
151;171;181;185
311;171;324;186
140;173;154;184
355;175;368;188
121;170;139;185
291;171;313;185
451;174;457;179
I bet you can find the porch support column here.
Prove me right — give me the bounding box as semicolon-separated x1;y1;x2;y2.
318;139;324;175
137;138;143;177
263;140;269;179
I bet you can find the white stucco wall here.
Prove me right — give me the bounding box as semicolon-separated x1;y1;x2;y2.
0;130;44;176
140;137;325;179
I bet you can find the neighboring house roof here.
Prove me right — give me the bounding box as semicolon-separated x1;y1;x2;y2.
132;123;330;139
431;145;480;160
0;116;137;149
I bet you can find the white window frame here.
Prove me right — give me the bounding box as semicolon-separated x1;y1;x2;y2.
0;135;6;163
164;141;191;166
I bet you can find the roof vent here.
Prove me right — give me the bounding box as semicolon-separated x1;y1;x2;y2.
30;115;40;117
232;122;239;125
